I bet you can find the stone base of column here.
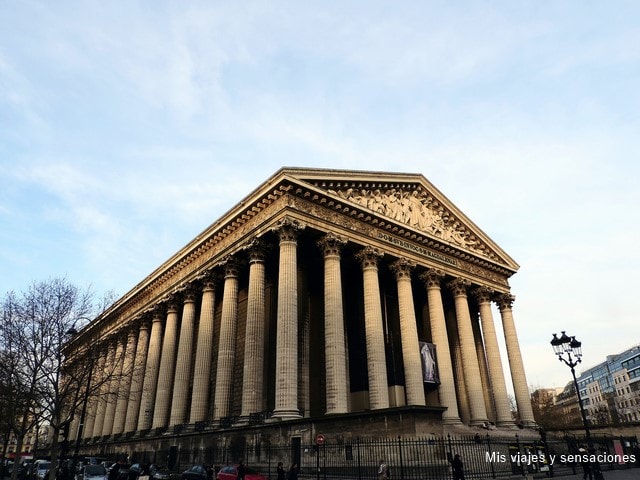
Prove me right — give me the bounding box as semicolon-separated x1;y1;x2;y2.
495;420;518;428
233;416;251;427
469;418;490;427
522;420;538;429
270;409;302;421
442;417;464;426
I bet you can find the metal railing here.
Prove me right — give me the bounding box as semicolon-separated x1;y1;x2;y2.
124;433;638;479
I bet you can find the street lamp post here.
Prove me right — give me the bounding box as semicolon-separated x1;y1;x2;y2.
550;331;590;439
550;331;603;480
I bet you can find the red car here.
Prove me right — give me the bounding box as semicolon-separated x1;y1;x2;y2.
216;465;266;480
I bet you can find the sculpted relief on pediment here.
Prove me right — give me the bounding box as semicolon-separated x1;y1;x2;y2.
326;186;494;260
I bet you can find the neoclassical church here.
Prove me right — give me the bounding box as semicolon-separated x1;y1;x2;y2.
67;167;535;455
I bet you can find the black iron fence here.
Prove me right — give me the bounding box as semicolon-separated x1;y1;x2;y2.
129;433;639;479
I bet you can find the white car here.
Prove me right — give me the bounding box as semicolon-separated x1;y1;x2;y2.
77;465;108;480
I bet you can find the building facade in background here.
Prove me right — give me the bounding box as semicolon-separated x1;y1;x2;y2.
63;168;536;459
577;344;640;424
540;344;640;429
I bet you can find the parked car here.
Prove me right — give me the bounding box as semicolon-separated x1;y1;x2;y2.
216;465;266;480
180;465;209;480
127;464;146;480
77;464;108;480
149;465;172;480
128;463;171;480
34;461;51;480
107;463;131;480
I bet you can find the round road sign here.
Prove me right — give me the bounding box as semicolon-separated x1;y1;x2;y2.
315;433;325;445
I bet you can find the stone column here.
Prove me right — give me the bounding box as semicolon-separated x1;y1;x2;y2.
123;320;149;433
448;278;489;426
356;246;389;410
472;313;495;423
69;415;80;442
137;311;163;431
190;279;217;423
112;327;139;435
272;219;304;419
298;265;311;417
170;290;197;426
450;326;470;424
92;340;116;437
390;258;426;406
153;299;180;429
241;242;267;418
420;269;461;424
318;233;349;414
102;334;126;437
82;347;107;438
213;258;240;420
472;287;514;427
497;293;536;427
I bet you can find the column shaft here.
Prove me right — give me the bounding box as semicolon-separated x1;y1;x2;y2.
357;247;389;410
241;246;266;417
125;321;150;433
112;328;139;435
137;312;163;431
189;281;217;423
82;348;105;439
474;288;514;427
472;313;495;422
101;335;126;436
298;265;311;417
170;292;197;426
153;302;180;428
273;222;302;419
421;270;461;424
448;278;489;425
498;294;536;427
92;342;116;437
391;259;425;406
320;234;348;414
213;260;240;420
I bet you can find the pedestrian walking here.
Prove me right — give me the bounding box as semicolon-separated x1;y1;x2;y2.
276;462;285;480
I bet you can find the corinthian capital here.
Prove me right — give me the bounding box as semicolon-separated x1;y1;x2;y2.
317;232;347;257
243;239;268;263
496;293;516;311
272;217;306;242
419;268;445;289
219;255;241;278
355;246;384;269
389;258;416;280
471;286;494;304
447;278;471;297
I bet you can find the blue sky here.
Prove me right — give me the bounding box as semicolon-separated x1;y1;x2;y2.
1;1;639;390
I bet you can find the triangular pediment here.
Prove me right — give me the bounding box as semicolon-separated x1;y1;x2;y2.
276;167;519;271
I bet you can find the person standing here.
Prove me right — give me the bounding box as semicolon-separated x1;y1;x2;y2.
450;454;465;480
377;459;388;480
287;464;298;480
276;462;286;480
236;461;246;480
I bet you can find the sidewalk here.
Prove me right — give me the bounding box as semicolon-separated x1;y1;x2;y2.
544;469;639;480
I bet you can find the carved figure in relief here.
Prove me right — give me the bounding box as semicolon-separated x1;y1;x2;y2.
326;186;483;252
385;189;400;219
407;191;424;227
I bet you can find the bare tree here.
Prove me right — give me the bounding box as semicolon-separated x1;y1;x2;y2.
0;278;128;480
